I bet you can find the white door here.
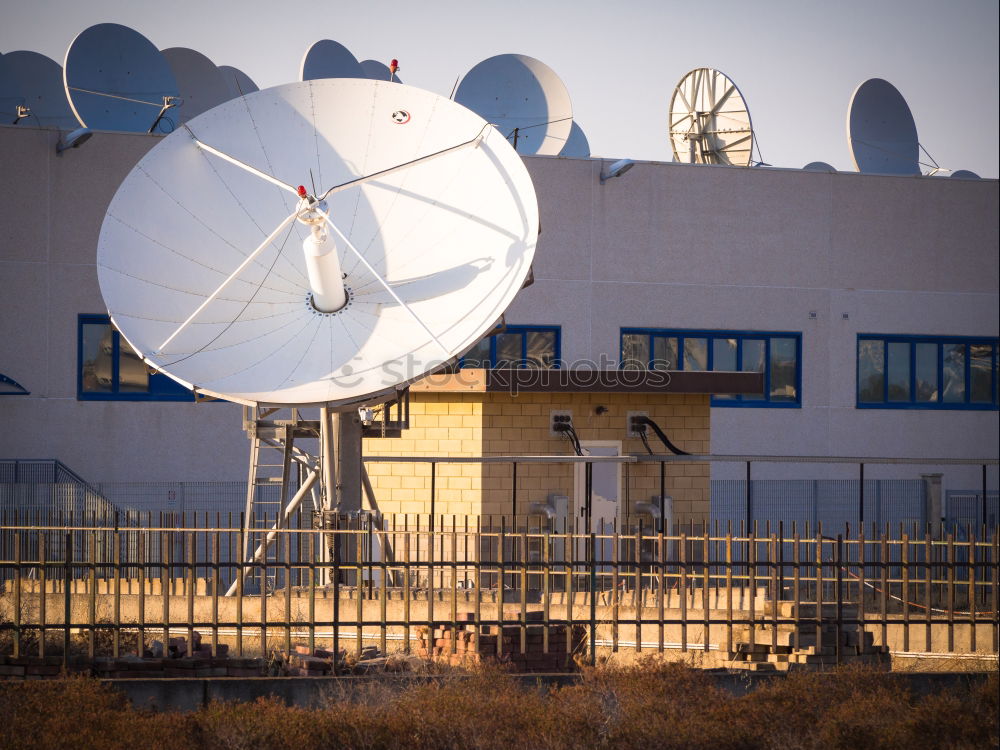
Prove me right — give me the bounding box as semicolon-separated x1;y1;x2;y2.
574;441;621;566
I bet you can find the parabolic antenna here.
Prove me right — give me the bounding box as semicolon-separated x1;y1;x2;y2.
218;65;259;101
803;161;836;172
0;50;78;128
97;79;538;407
162;48;232;124
559;121;590;158
950;169;980;179
64;24;179;133
454;54;572;156
300;40;364;81
360;59;401;83
669;68;754;166
847;78;919;175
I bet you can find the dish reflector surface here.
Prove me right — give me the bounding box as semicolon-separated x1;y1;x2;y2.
0;50;78;128
218;65;259;101
301;40;364;81
559;121;590;157
163;47;232;124
360;59;401;83
669;68;753;166
847;78;919;175
97;79;538;407
454;54;572;156
64;24;178;132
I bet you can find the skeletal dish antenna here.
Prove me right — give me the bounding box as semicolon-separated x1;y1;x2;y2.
300;40;364;81
218;65;259;101
559;121;590;158
96;79;538;407
669;68;754;166
847;78;919;175
454;53;572;155
0;50;78;128
360;59;402;83
803;161;836;172
162;48;232;124
64;24;179;133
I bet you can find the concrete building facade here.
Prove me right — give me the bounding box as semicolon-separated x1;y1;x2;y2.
1;124;997;525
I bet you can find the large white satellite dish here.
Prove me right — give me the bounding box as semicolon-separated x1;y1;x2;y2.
668;68;754;166
847;78;919;175
162;47;232;124
454;53;573;155
97;79;538;407
64;24;179;133
300;40;364;81
0;50;78;129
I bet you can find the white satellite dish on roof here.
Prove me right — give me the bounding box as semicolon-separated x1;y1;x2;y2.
96;78;538;407
559;121;590;158
300;40;364;81
162;47;231;124
803;161;836;172
64;24;179;133
950;169;980;179
847;78;920;175
669;68;754;166
218;65;259;100
0;50;78;128
454;53;573;155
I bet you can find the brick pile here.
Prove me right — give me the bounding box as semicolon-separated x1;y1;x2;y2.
279;645;346;676
728;603;890;672
0;630;267;680
416;612;584;672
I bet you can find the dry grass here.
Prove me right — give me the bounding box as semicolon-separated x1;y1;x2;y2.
0;662;996;750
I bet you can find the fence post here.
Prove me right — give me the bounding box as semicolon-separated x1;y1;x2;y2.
63;531;72;669
589;530;597;666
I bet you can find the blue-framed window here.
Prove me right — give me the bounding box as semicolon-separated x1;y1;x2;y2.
78;314;195;402
460;325;561;369
857;334;998;410
620;328;801;407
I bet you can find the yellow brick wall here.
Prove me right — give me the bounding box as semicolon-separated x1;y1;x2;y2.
362;390;710;527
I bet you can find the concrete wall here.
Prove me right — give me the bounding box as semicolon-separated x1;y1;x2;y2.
1;125;996;491
516;156;999;490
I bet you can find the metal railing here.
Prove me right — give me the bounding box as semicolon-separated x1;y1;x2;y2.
1;518;997;669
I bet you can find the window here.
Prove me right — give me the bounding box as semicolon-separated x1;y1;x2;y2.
620;328;801;407
857;334;998;410
78;315;196;401
460;325;560;369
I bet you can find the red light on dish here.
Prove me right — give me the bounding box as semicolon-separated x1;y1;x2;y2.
297;185;308;197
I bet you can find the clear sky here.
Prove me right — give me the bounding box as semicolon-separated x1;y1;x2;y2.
2;0;997;177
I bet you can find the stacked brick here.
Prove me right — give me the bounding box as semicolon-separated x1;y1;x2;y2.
0;653;265;679
279;645;346;676
0;655;87;679
0;630;266;680
728;603;890;671
416;612;583;672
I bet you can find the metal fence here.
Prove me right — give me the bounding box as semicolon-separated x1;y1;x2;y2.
1;517;997;667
